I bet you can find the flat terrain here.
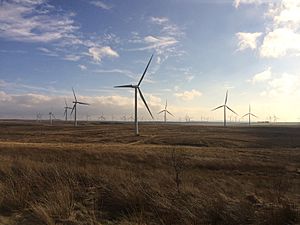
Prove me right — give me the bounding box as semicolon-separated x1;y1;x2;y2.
0;121;299;225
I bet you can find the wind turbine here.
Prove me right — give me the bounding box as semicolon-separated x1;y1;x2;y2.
273;115;279;123
212;90;238;127
99;113;106;121
64;99;72;121
158;100;174;123
114;54;154;135
70;88;89;126
49;111;56;125
36;112;42;123
242;105;257;126
185;114;191;122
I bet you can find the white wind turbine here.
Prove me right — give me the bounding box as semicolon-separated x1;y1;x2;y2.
158;100;174;123
64;99;72;121
70;88;89;126
114;54;154;135
49;111;56;125
242;104;258;126
212;90;238;127
36;112;42;122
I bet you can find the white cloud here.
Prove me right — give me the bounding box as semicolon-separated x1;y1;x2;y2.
150;17;169;25
64;54;81;61
0;91;12;102
260;28;300;57
185;75;195;82
128;16;184;64
0;0;78;43
236;32;262;50
89;0;112;10
236;0;300;58
234;0;266;8
175;89;202;101
93;69;135;79
267;73;300;96
78;64;87;70
144;35;178;49
251;67;272;83
88;46;119;62
273;0;300;25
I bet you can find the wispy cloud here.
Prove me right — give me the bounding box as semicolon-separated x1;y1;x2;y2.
78;64;87;71
260;72;300;97
0;0;78;43
93;68;136;79
234;0;268;8
88;46;119;62
249;67;272;83
64;54;81;61
127;16;184;64
175;89;202;101
236;32;262;50
150;17;169;25
0;0;120;66
89;0;113;10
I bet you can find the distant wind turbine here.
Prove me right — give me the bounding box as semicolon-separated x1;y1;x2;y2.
99;113;106;121
273;115;279;123
114;54;154;135
212;90;238;127
185;114;191;122
49;111;56;125
242;105;257;126
70;88;89;126
64;99;72;121
36;112;42;122
158;100;174;123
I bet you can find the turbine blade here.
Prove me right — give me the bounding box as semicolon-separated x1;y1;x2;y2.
70;104;76;115
225;90;228;105
65;98;68;107
158;110;165;114
72;87;77;102
77;101;89;105
166;110;175;117
165;100;167;110
211;105;224;111
114;84;133;88
138;54;154;86
251;113;258;118
226;106;238;115
138;87;153;119
242;113;249;118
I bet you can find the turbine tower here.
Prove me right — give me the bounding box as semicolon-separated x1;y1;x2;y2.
114;54;154;135
212;90;238;127
242;104;257;126
158;100;174;123
70;88;89;126
64;99;72;121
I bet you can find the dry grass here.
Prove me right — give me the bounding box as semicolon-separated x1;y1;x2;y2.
0;121;299;224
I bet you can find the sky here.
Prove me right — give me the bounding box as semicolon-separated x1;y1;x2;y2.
0;0;300;122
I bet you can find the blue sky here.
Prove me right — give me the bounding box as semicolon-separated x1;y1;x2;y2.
0;0;300;122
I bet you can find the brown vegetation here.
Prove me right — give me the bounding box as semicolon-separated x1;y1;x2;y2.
0;121;299;224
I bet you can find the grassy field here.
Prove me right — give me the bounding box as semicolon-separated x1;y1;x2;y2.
0;121;299;225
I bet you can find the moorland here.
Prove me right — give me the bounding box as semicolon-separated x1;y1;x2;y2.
0;120;299;224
